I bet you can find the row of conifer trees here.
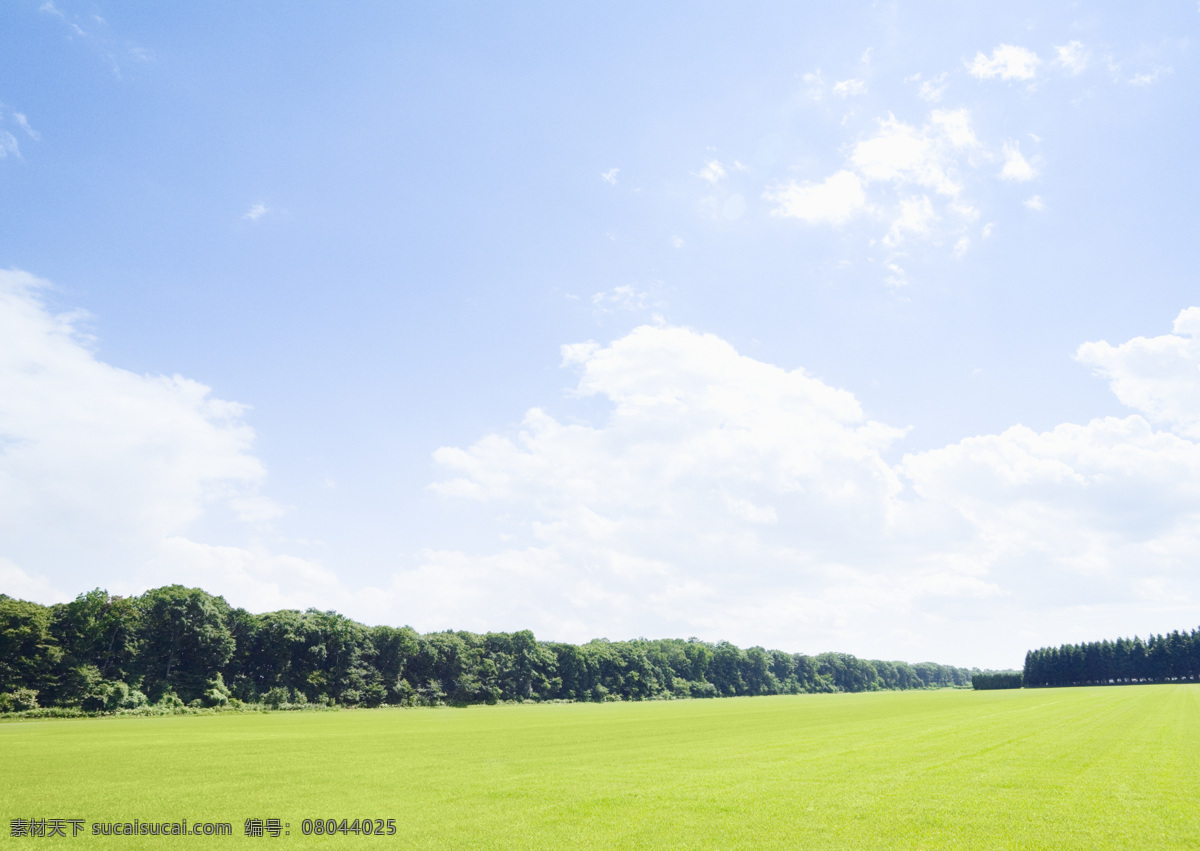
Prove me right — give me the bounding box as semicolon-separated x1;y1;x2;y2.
1023;629;1200;687
1;585;974;712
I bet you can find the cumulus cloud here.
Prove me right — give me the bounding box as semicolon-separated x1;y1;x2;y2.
763;170;866;224
765;109;987;268
1024;195;1045;210
430;325;911;644
929;108;979;149
850;112;972;196
0;269;315;607
1076;308;1200;439
967;44;1041;80
900;415;1200;602
424;312;1200;662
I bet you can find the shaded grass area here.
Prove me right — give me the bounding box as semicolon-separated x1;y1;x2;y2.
3;686;1198;848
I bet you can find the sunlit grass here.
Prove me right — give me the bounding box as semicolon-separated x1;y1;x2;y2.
4;685;1198;848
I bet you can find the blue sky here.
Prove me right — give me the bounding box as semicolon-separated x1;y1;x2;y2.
2;2;1199;668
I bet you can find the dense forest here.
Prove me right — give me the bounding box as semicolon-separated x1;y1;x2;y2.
1;585;974;714
1023;629;1200;687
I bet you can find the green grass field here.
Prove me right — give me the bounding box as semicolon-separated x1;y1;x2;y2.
3;685;1199;848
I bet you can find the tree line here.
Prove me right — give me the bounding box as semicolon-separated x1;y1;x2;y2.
971;671;1022;690
0;585;974;713
1023;628;1200;687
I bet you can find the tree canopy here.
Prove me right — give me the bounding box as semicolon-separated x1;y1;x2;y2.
1;585;975;712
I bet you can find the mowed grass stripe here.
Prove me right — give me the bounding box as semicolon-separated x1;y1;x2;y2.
2;686;1198;848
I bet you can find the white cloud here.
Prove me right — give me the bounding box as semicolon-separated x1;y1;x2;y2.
591;285;652;314
430;325;911;645
967;44;1041;80
914;72;949;102
802;70;825;100
949;201;980;222
13;113;40;141
1024;195;1045;210
1;556;67;604
242;203;268;222
424;313;1200;662
884;195;938;247
832;79;867;98
1000;141;1037;181
601;167;619;185
1075;308;1200;439
884;263;909;288
39;0;88;37
0;131;18;159
767;110;985;261
763;170;866;225
900;415;1200;593
696;159;726;184
142;537;359;618
0;269;289;598
930;108;979;149
1053;41;1089;75
851;113;973;196
1130;67;1170;86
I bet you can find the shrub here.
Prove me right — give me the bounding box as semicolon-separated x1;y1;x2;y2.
155;689;185;710
0;688;40;712
203;673;231;707
262;687;290;709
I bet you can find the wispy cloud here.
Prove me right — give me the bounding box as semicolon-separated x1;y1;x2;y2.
38;1;150;78
695;159;727;185
13;113;41;141
968;44;1041;80
833;78;867;98
39;1;88;37
1053;41;1089;75
1129;66;1170;86
884;195;938;247
591;284;654;314
242;203;268;222
601;167;619;185
908;72;948;102
0;131;19;159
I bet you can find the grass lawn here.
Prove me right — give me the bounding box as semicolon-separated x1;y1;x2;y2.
3;685;1198;848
